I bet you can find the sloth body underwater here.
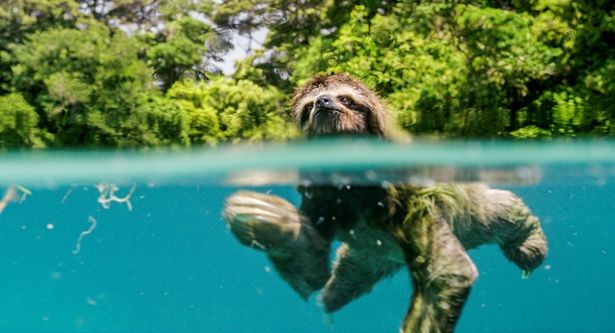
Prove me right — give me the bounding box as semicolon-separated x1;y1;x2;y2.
223;73;547;333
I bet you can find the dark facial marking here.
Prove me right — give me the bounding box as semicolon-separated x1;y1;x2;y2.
338;95;352;107
300;102;313;126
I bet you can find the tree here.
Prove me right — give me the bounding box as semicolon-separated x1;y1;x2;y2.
0;93;47;148
167;77;297;144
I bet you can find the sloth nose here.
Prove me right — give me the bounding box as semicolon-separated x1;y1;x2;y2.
315;94;334;109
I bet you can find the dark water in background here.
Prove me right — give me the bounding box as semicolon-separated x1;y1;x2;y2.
2;140;615;333
0;177;614;333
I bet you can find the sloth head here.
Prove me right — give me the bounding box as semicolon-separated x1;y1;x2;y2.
291;73;389;138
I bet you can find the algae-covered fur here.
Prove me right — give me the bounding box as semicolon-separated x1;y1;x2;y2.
223;73;547;333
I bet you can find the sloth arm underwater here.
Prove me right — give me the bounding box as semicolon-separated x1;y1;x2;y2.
222;73;547;333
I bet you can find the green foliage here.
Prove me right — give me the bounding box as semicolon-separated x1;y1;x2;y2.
271;2;575;137
1;0;615;149
9;21;166;147
0;93;47;148
168;78;298;144
216;0;615;139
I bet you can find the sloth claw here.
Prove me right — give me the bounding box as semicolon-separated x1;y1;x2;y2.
223;191;300;251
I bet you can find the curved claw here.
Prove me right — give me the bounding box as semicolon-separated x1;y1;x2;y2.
223;191;301;251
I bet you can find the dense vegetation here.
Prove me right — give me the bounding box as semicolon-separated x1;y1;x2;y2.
0;0;614;148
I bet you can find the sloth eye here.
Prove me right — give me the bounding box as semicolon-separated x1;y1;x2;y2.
338;96;352;106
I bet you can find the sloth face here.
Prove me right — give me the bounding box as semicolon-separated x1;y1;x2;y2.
292;73;387;138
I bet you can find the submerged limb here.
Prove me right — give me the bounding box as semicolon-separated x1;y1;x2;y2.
320;243;402;313
223;191;331;298
400;213;477;333
430;184;547;274
495;201;547;274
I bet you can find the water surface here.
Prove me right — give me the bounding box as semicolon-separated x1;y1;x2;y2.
1;140;614;332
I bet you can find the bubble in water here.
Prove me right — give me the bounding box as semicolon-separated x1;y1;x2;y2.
46;223;54;230
365;170;378;182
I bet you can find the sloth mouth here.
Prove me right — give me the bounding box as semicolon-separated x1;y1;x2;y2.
314;106;342;117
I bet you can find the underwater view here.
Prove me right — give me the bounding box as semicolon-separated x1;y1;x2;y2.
1;140;614;333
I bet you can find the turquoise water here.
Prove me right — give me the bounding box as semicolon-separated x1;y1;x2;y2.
1;140;614;332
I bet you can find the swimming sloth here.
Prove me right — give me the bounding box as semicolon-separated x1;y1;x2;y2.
223;73;547;333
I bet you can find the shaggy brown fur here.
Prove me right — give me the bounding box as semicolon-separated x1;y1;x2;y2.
223;73;547;333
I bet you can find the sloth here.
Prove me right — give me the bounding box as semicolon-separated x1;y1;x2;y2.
223;73;547;333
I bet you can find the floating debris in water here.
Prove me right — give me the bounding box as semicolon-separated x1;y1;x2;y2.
96;183;136;211
15;185;31;203
60;188;73;204
365;170;378;182
86;296;97;306
72;216;97;255
0;185;31;214
0;187;17;214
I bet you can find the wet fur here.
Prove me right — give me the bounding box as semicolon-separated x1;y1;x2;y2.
223;73;547;332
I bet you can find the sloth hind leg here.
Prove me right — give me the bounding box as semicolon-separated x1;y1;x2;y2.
493;194;547;274
320;244;403;313
223;191;331;298
401;214;478;333
466;189;547;274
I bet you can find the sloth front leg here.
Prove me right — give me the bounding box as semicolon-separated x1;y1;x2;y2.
489;189;547;275
223;191;331;298
401;214;478;333
450;186;548;275
320;243;403;313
